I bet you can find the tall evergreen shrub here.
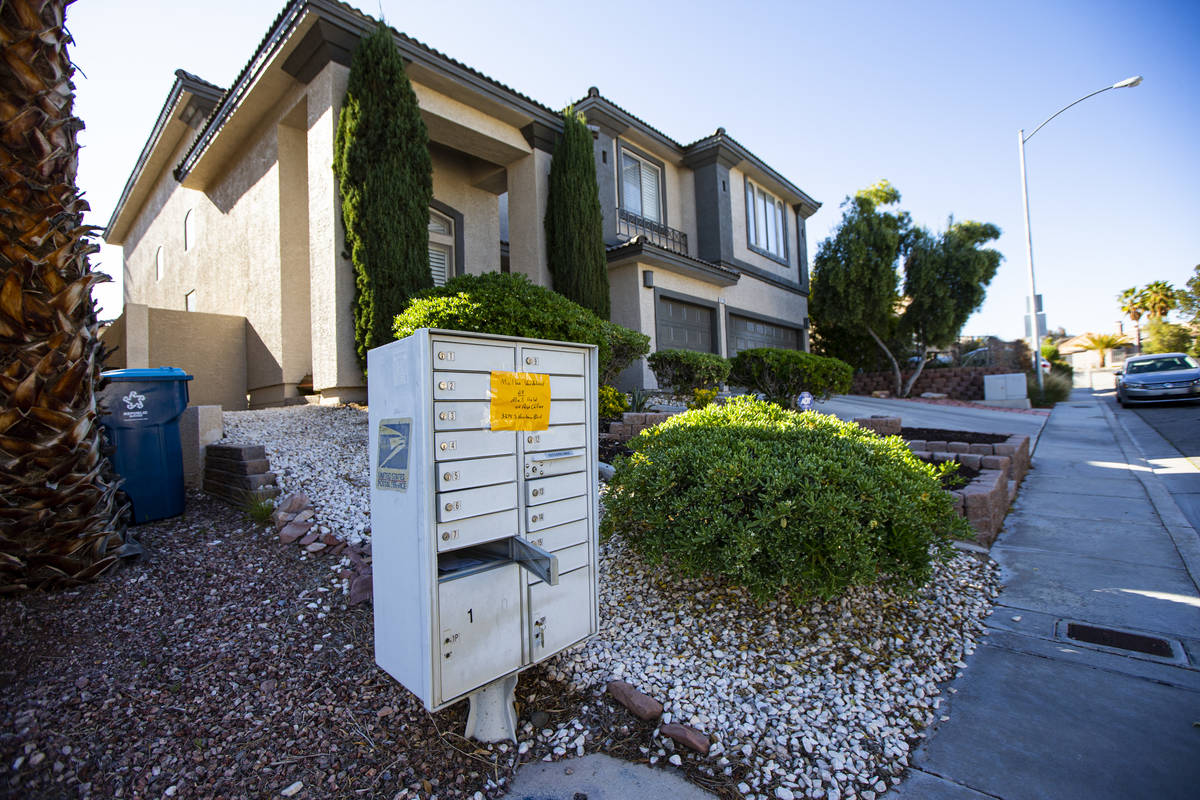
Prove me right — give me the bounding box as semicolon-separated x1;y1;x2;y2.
334;22;434;370
545;107;610;319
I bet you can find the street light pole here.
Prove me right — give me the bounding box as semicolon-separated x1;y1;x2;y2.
1018;75;1142;395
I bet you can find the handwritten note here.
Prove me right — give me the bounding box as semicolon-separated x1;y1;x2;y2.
489;371;550;431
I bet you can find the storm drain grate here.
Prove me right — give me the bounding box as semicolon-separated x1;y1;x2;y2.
1065;623;1173;657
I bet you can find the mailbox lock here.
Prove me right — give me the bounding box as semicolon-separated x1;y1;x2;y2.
531;513;543;523
437;351;455;361
440;441;456;451
443;471;459;482
438;380;454;390
445;501;461;512
525;356;537;365
439;410;455;421
532;488;542;497
441;530;459;541
527;435;540;444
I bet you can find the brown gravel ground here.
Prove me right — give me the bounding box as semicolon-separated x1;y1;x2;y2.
0;492;695;800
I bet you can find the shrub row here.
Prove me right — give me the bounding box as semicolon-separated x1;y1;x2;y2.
393;272;649;384
648;347;852;408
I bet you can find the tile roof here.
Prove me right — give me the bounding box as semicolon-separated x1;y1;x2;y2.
177;0;563;180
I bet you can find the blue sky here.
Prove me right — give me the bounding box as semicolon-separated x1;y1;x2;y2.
72;0;1199;340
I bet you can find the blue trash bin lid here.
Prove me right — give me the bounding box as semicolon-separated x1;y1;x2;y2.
101;367;194;381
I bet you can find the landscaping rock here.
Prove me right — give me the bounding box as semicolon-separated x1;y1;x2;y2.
607;680;663;722
278;521;310;544
660;722;710;754
349;574;373;606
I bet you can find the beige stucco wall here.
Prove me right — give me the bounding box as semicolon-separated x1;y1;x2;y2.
506;148;552;286
430;145;502;275
100;303;247;410
121;76;316;407
728;166;801;281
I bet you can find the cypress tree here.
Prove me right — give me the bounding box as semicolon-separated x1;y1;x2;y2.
333;22;434;370
545;108;610;320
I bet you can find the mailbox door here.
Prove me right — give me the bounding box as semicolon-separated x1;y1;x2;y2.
528;567;592;661
438;563;523;701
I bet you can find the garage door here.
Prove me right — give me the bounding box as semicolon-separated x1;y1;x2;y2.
656;296;715;353
728;314;799;356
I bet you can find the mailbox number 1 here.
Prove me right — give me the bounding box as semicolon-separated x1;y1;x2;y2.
467;608;473;623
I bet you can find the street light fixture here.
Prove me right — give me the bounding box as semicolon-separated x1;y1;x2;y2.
1018;75;1142;394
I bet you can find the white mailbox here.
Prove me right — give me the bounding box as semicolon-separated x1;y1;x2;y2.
368;329;599;738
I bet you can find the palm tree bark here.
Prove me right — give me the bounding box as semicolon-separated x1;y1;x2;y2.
0;0;131;592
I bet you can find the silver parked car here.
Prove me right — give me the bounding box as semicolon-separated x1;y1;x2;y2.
1115;353;1200;406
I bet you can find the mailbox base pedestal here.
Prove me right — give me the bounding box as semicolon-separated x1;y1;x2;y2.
464;674;519;742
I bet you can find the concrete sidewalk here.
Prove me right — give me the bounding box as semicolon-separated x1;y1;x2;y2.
893;389;1200;799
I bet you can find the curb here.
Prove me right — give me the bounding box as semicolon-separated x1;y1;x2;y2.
1097;395;1200;594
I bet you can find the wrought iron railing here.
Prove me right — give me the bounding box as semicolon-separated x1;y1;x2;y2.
616;207;689;256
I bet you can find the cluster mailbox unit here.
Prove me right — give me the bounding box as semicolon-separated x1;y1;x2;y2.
368;329;599;739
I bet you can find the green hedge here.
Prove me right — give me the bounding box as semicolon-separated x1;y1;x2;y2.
602;396;966;601
393;273;649;380
728;348;853;406
647;349;730;400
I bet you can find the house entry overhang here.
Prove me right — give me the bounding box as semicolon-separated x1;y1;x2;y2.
606;239;740;288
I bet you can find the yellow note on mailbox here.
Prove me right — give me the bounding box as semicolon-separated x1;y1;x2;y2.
489;371;551;431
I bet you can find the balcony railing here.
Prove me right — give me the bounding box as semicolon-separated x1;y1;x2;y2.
617;207;689;257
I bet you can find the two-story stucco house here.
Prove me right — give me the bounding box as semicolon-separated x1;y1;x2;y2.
102;0;820;409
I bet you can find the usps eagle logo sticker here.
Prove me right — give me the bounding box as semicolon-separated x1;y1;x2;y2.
122;390;146;410
377;418;412;492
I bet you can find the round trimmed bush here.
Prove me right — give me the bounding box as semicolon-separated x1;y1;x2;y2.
601;396;967;601
393;272;649;381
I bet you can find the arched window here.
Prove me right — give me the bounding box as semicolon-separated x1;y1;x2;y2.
428;210;454;287
155;246;165;281
183;210;194;251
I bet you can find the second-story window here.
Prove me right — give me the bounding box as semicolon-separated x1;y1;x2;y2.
746;179;788;261
429;210;454;287
621;151;661;224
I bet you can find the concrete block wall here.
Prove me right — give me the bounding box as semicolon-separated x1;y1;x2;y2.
851;366;1012;400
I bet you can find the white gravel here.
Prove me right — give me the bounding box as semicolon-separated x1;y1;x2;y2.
222;405;371;544
220;405;1001;799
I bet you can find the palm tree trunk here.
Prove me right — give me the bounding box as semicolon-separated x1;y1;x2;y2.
0;0;131;592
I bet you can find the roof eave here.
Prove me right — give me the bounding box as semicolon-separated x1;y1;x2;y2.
606;239;740;287
104;72;224;245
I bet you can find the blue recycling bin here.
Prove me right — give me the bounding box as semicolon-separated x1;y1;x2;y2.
99;368;194;524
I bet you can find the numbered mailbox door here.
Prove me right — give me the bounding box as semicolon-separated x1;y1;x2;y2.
437;564;523;701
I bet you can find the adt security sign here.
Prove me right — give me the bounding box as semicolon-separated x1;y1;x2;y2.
798;391;814;411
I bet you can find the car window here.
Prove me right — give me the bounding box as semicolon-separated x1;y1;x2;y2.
1127;356;1198;374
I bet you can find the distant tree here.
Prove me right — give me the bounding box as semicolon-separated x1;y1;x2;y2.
545;107;609;319
1118;286;1148;353
334;22;433;370
1178;265;1200;325
810;182;1001;397
810;181;909;390
1080;333;1130;367
1143;319;1193;354
899;219;1002;394
1141;280;1177;320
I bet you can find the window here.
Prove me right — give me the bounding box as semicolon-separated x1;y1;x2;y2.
745;179;788;261
429;210;454;287
185;290;196;311
183;210;194;251
621;150;661;223
155;246;165;281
